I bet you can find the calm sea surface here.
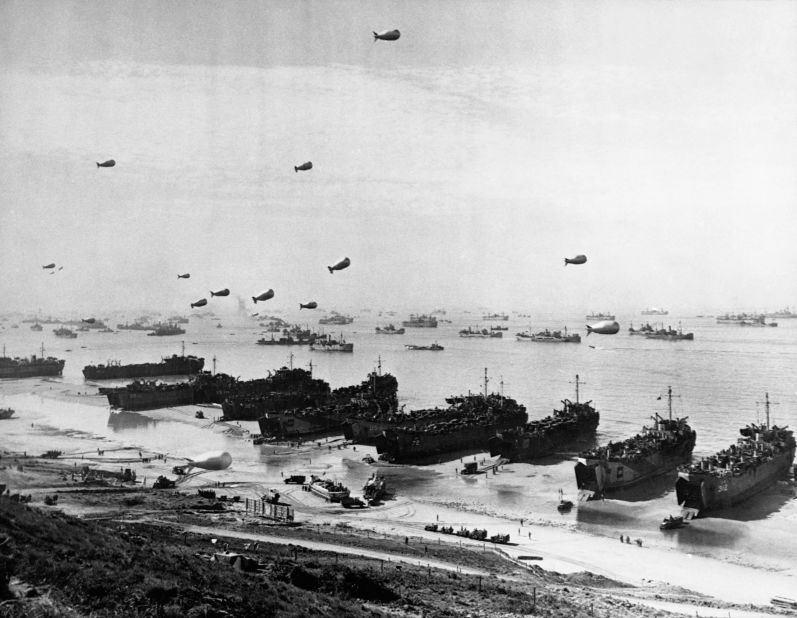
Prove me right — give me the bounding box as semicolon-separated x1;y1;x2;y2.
1;312;796;573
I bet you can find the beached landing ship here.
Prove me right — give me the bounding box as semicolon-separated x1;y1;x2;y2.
83;354;204;380
374;371;528;464
104;380;195;410
575;387;696;499
675;394;795;517
488;375;597;461
0;347;65;379
256;368;398;439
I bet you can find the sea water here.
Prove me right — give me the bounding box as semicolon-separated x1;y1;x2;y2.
1;312;796;575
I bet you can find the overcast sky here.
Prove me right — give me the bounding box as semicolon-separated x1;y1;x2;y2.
1;0;795;317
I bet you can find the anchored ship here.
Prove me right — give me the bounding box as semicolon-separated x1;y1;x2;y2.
628;323;655;336
318;313;354;325
675;394;795;516
405;343;443;351
459;327;503;338
586;312;615;321
0;346;65;379
515;328;580;343
644;324;694;341
309;335;353;352
575;387;696;499
83;353;204;380
642;307;669;316
374;370;528;463
401;314;438;328
482;313;509;321
488;375;597;461
53;327;77;338
375;324;405;334
146;322;186;336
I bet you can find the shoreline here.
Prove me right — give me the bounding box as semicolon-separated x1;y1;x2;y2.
0;458;785;618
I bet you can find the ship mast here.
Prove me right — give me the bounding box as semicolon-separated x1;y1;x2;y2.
212;355;216;376
288;352;294;369
483;368;489;397
181;340;185;357
575;374;580;404
765;392;770;429
308;359;313;377
667;386;673;422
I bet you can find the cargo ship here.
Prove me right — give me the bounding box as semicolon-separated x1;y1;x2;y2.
104;380;195;410
675;393;795;516
401;314;438;328
515;328;580;343
256;333;318;346
586;312;615;321
575;387;696;499
374;371;528;463
488;375;597;461
642;307;669;316
83;354;204;380
0;347;65;379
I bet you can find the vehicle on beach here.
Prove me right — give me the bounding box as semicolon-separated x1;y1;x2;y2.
659;515;684;530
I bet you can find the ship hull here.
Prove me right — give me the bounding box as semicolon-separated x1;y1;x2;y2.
490;414;598;461
675;446;795;514
0;359;65;379
576;446;694;495
258;410;346;440
105;385;194;410
375;413;526;464
83;356;204;380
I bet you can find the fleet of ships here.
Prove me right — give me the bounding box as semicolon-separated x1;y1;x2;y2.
2;307;795;520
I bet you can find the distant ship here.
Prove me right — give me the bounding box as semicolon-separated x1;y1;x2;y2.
318;313;354;325
0;347;65;379
309;336;353;352
116;321;155;331
586;312;615;321
644;324;694;341
482;313;509;321
146;322;186;336
515;328;580;343
675;394;795;517
738;316;778;327
488;375;597;461
575;387;696;499
628;323;655;336
30;322;43;332
82;354;204;380
765;307;796;319
642;307;669;316
256;332;318;346
53;327;77;338
401;314;438;328
459;327;502;338
716;313;759;324
375;324;405;335
405;343;444;351
0;408;15;420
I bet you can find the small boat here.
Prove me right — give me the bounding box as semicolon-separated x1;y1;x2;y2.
556;489;573;512
659;515;684;530
0;408;15;420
